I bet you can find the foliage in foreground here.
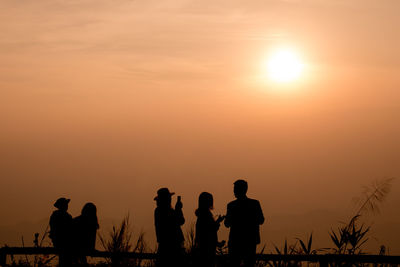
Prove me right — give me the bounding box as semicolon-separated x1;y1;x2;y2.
98;214;152;267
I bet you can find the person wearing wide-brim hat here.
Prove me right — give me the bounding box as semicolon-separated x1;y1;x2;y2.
49;197;73;267
53;197;70;209
154;187;175;201
154;187;185;267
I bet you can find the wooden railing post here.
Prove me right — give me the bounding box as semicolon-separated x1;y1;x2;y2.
0;248;6;267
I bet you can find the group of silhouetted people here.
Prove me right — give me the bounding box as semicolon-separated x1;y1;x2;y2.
49;198;99;266
153;179;264;267
49;179;264;267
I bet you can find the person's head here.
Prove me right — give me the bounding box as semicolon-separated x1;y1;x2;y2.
81;202;97;217
154;188;174;208
198;192;213;210
81;202;99;228
233;179;248;199
53;197;70;211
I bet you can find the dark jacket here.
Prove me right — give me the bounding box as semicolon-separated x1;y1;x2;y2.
49;210;73;249
224;197;264;246
73;215;99;252
195;209;219;257
154;206;185;247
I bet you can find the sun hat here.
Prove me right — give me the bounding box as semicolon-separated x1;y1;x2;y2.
154;188;175;200
53;197;70;208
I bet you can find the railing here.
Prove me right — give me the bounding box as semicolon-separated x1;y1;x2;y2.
1;247;400;266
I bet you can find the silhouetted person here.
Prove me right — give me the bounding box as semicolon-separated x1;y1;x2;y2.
154;188;185;267
194;192;225;267
73;202;99;266
49;197;73;267
224;180;264;267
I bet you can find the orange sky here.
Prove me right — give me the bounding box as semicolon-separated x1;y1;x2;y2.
1;0;400;253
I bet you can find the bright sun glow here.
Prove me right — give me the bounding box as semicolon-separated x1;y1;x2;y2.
266;49;304;83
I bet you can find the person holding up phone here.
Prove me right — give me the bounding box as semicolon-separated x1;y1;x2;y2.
154;188;185;267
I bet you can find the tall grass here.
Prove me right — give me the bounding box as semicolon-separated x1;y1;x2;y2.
185;222;196;255
353;177;395;216
329;177;395;255
99;214;150;267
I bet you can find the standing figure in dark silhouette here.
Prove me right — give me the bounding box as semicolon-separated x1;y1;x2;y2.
49;197;73;267
194;192;225;267
154;188;185;267
224;180;265;267
73;202;99;265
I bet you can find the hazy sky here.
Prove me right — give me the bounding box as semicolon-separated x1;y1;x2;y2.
1;0;400;252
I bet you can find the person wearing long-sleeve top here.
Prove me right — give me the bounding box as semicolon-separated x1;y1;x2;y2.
224;180;265;267
73;202;99;265
49;197;73;267
194;192;225;267
154;188;185;267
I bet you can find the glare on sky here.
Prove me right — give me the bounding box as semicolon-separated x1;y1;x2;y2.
265;48;305;83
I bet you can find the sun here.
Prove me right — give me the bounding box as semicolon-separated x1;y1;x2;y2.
265;48;304;83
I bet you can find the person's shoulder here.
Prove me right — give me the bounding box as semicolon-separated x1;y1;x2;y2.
49;211;57;221
204;210;214;220
247;198;261;206
50;210;72;221
227;199;238;208
71;216;81;228
227;199;236;206
50;210;58;216
155;207;170;216
50;210;62;217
